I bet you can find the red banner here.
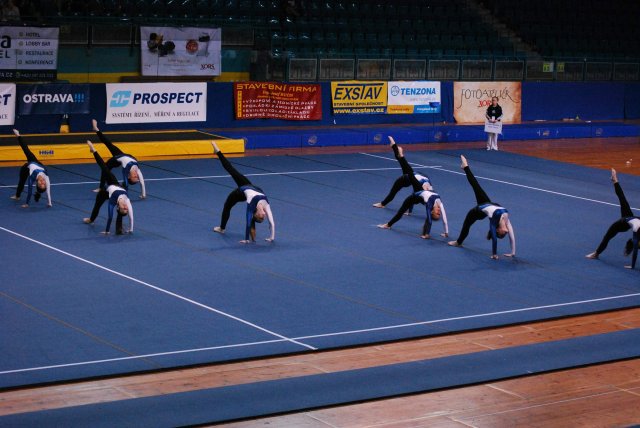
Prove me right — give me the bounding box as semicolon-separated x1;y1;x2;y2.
234;82;322;120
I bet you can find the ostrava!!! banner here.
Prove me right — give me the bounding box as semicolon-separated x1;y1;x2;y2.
105;82;207;124
387;81;441;114
453;82;522;124
234;82;322;120
331;81;387;114
17;84;90;115
141;27;221;77
0;83;16;125
0;27;59;81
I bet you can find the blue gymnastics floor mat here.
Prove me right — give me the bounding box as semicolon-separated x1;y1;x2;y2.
1;149;639;389
3;328;639;427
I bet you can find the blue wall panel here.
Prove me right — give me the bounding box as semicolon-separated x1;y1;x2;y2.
624;83;640;119
1;82;637;140
521;82;625;121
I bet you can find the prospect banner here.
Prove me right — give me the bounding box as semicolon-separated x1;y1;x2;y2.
105;82;207;124
0;83;16;125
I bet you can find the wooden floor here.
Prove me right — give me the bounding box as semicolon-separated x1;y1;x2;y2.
1;137;639;427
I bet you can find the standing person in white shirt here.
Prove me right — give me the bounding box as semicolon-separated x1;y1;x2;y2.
485;96;503;151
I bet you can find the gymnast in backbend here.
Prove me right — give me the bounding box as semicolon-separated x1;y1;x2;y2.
586;168;639;269
83;141;134;235
372;154;433;214
377;137;448;239
447;155;515;259
92;119;146;198
10;129;52;208
211;142;275;244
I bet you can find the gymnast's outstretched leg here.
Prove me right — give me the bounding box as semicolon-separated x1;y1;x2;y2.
587;169;633;259
449;155;489;246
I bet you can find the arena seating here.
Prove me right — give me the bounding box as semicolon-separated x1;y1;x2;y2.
482;0;640;59
18;0;640;62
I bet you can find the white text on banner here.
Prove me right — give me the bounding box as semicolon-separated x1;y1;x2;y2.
387;81;441;114
0;27;59;81
0;83;16;125
105;82;207;124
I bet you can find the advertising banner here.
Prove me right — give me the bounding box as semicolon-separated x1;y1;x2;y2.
453;82;522;124
17;84;90;115
0;26;58;81
331;81;387;114
234;82;322;120
141;27;221;77
0;83;16;125
105;82;207;124
387;81;441;114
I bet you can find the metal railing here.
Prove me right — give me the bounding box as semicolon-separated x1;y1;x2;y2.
283;56;640;82
7;19;639;82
